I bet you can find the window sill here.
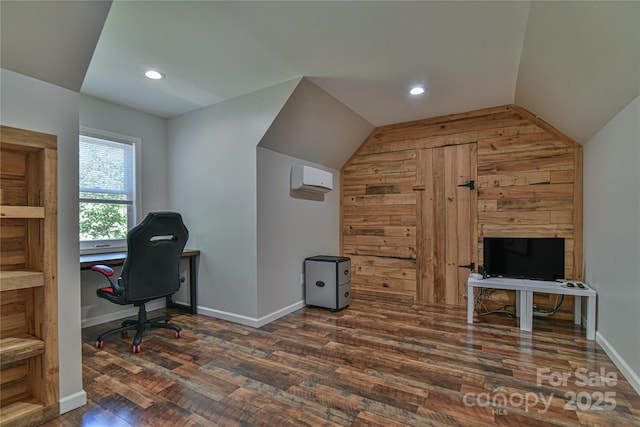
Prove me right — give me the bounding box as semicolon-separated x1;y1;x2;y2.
79;246;127;256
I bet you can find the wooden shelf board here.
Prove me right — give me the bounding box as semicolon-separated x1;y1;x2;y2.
0;336;45;367
0;395;46;425
1;125;58;151
0;271;44;292
0;206;44;219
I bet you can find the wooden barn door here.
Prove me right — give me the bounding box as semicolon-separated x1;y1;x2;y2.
415;143;477;305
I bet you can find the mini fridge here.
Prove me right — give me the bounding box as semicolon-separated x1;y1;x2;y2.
304;255;351;311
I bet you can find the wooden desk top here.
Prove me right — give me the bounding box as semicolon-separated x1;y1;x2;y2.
80;249;200;269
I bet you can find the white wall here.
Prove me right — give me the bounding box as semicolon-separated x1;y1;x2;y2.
78;95;173;326
583;95;640;394
256;148;340;319
0;68;85;412
79;95;169;215
167;79;299;323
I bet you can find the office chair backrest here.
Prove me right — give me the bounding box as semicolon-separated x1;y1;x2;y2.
121;212;189;302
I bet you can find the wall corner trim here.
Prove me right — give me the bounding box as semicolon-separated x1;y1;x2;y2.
596;331;640;396
197;300;305;328
59;390;87;414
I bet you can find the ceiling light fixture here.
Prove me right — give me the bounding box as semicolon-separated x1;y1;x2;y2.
145;70;165;80
410;86;425;95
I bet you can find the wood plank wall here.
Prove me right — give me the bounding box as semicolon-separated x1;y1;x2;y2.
341;105;582;319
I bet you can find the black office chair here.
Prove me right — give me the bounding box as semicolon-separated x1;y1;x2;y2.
90;212;189;353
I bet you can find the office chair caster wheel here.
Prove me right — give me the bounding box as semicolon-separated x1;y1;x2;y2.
175;330;182;338
132;344;141;353
95;340;105;349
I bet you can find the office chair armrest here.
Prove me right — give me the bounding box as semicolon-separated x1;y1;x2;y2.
91;265;114;276
91;265;123;295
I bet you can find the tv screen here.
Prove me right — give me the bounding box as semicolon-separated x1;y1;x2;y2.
483;237;565;281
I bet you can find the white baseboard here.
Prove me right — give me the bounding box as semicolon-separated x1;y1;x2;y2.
59;390;87;414
81;300;166;328
256;300;305;326
197;300;305;328
596;331;640;396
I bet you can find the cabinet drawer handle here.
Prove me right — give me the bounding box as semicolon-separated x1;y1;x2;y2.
315;281;325;287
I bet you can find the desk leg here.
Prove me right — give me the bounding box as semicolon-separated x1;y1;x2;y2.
586;295;596;340
166;254;198;314
515;290;520;318
527;291;534;331
189;254;198;314
574;296;582;325
520;291;533;332
467;285;475;324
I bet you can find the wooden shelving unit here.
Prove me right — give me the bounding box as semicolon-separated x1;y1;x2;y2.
1;125;59;427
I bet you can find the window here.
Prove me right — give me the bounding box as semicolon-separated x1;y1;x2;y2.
79;128;139;252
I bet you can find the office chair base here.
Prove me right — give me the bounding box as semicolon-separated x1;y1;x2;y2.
95;303;182;353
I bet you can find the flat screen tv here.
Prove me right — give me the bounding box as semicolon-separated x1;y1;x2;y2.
483;237;565;281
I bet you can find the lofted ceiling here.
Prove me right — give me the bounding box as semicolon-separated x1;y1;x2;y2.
80;0;530;125
1;1;638;144
0;0;112;92
258;78;374;169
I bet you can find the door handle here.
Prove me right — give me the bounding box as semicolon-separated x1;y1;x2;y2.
459;262;475;270
458;180;475;190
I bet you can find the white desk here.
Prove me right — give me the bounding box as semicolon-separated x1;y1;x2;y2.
467;276;596;340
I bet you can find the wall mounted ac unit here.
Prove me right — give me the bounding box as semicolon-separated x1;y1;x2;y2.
291;165;333;193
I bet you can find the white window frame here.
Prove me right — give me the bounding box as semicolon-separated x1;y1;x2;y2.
79;126;142;254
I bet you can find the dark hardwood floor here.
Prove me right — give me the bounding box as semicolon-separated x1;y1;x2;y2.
45;291;639;426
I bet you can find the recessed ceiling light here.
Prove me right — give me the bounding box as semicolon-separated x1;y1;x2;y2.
145;70;164;80
410;86;425;95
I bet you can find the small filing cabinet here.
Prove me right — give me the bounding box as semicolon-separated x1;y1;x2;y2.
304;255;351;311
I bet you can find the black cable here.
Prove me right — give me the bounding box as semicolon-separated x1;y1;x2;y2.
532;294;565;316
474;288;565;318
